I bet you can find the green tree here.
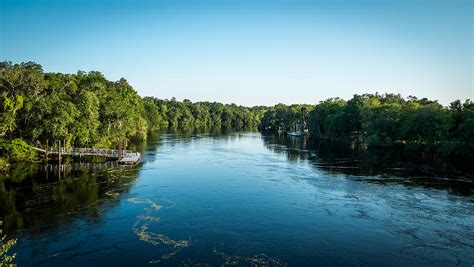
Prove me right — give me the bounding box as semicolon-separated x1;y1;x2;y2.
399;102;451;148
0;96;23;137
73;90;100;146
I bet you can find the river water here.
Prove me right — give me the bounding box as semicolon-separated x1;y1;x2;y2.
1;130;473;266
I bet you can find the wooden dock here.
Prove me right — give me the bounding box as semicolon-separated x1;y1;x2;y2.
50;147;133;158
34;146;140;163
30;139;141;164
118;152;141;165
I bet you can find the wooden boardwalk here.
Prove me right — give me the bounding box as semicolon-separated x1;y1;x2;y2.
34;147;134;159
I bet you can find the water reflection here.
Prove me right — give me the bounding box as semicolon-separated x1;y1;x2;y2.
0;161;142;235
263;134;474;196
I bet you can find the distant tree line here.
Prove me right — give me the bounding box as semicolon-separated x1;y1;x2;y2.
260;94;474;155
1;61;472;160
142;97;266;131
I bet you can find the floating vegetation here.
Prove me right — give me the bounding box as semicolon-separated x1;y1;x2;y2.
149;250;182;264
127;197;174;210
180;259;214;267
213;249;288;267
133;223;189;248
105;191;120;198
130;196;189;264
146;200;162;211
127;197;144;204
137;215;161;222
246;254;288;267
127;198;162;211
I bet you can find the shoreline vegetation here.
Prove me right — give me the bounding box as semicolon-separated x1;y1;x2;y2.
0;220;17;265
1;61;473;170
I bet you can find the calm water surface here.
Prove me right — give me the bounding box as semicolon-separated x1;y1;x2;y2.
1;131;473;266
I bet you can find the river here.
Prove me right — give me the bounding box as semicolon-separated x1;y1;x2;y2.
1;130;473;266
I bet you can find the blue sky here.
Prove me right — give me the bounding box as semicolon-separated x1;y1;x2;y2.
1;0;472;106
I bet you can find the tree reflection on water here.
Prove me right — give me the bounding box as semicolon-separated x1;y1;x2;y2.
262;133;474;196
0;161;142;235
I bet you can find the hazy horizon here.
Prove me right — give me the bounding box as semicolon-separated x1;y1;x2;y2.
1;0;472;106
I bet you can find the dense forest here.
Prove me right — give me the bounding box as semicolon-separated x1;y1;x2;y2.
142;97;266;131
261;94;474;155
0;61;265;164
1;61;473;165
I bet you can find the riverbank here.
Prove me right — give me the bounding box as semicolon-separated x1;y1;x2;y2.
0;138;120;177
260;95;474;157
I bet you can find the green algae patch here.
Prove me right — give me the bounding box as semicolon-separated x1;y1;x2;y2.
146;200;162;211
129;195;189;264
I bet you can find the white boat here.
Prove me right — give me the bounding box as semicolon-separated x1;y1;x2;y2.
119;152;141;165
287;131;304;137
287;122;306;137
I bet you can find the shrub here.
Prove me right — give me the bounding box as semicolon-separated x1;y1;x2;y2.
0;221;17;266
0;138;39;162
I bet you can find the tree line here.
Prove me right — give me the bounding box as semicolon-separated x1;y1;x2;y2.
0;61;264;156
1;61;148;149
260;94;473;155
143;97;266;131
1;61;472;161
